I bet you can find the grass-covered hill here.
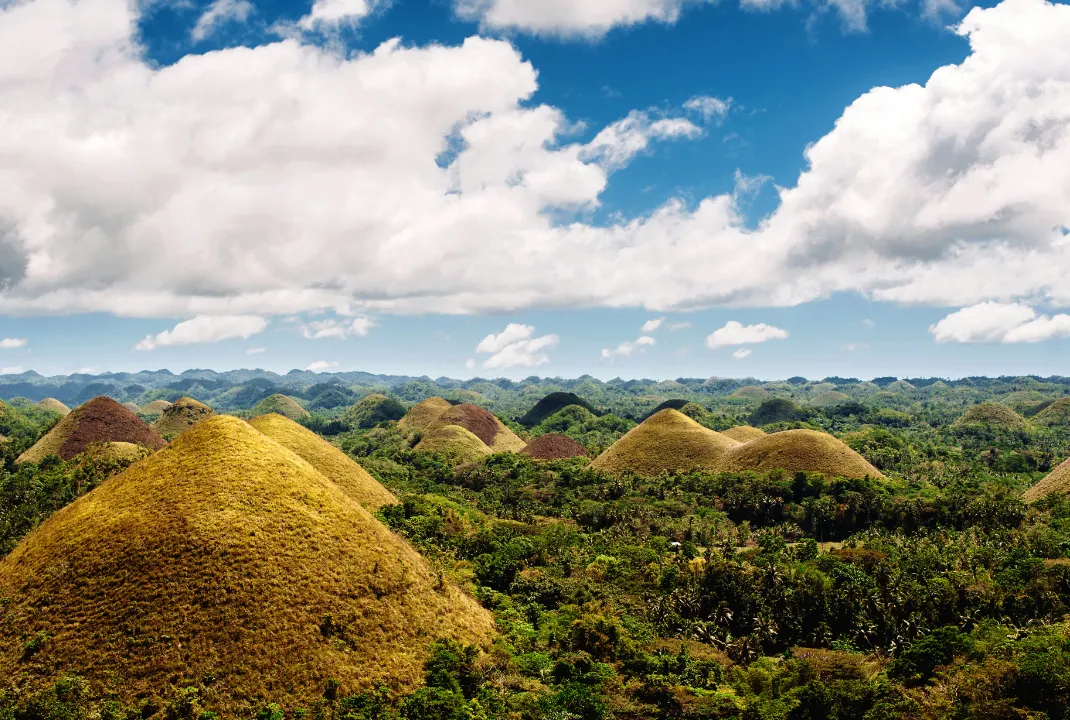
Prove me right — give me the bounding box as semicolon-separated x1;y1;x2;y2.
251;394;311;421
150;396;214;441
719;429;885;480
0;416;493;713
591;409;739;477
18;396;168;464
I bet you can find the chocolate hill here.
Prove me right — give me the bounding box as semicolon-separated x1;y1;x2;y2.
521;434;589;460
251;394;310;421
37;398;71;416
719;430;884;480
0;416;493;713
250;413;398;511
722;425;766;442
434;404;526;453
591;409;739;477
17;396;168;464
398;397;454;436
151;396;215;441
1024;458;1070;503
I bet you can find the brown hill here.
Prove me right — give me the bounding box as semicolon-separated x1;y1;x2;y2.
37;398;70;416
722;425;766;443
433;404;526;453
151;396;215;441
414;424;493;464
1024;458;1070;503
521;434;589;460
591;409;738;477
719;429;884;480
0;416;493;713
250;413;397;510
141;399;173;416
398;397;453;436
17;397;168;464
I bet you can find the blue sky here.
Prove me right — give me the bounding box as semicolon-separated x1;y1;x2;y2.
0;0;1068;379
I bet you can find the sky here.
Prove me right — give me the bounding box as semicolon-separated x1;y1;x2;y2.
0;0;1068;380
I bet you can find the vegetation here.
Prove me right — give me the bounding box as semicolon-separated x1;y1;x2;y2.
18;396;167;463
519;392;601;427
251;394;311;421
150;396;214;441
721;425;766;442
345;394;407;429
718;429;884;480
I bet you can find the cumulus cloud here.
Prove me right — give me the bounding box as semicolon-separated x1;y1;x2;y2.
192;0;254;41
477;324;559;368
684;95;732;123
306;360;340;371
930;302;1070;343
300;316;375;339
669;322;692;331
298;0;386;29
602;335;656;359
135;315;268;350
454;0;714;37
641;317;665;333
733;348;751;359
0;0;1068;322
0;338;27;349
706;321;788;349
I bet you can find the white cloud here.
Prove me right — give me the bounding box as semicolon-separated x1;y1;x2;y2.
135;315;268;350
1;366;24;374
733;348;752;359
601;335;656;359
684;95;732;123
862;319;875;329
641;317;665;333
841;342;870;351
246;347;267;355
301;316;375;339
454;0;714;37
0;338;27;349
298;0;385;29
477;324;558;368
306;360;340;371
930;302;1070;343
465;358;476;370
668;321;692;331
191;0;254;42
0;0;1068;322
706;321;788;349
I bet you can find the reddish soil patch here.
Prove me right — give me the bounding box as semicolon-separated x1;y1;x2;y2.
437;405;501;446
521;434;588;460
61;397;169;459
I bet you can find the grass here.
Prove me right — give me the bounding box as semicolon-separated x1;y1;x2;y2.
590;409;739;477
141;399;173;416
434;405;527;453
415;424;493;464
718;429;885;480
811;391;851;407
722;426;766;442
732;386;770;400
953;402;1031;431
151;397;214;441
520;434;589;460
250;413;398;511
122;401;140;413
398;397;453;436
251;394;311;421
344;394;406;429
18;397;168;464
37;398;70;416
0;415;494;714
75;441;153;465
1034;398;1070;427
1024;458;1070;503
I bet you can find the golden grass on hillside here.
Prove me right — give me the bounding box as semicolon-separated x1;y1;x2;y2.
141;399;174;416
731;386;770;400
434;404;527;453
398;397;453;435
719;430;884;480
76;441;153;465
251;393;311;421
1025;458;1070;503
0;416;494;713
591;409;739;477
121;401;140;412
811;391;851;407
250;413;397;511
415;424;493;464
37;398;70;416
722;425;766;443
887;380;915;392
1035;398;1070;428
151;396;215;441
953;402;1031;431
18;397;168;464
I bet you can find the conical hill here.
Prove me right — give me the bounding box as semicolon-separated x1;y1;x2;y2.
141;399;173;416
433;404;526;453
398;397;453;435
18;396;168;463
251;394;310;421
250;413;398;510
0;416;493;712
719;429;884;480
37;397;70;415
591;409;738;477
415;424;493;464
521;434;589;460
722;425;766;443
1024;458;1070;503
1034;398;1070;427
151;396;214;441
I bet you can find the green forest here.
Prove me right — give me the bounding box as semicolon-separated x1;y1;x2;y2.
2;373;1070;720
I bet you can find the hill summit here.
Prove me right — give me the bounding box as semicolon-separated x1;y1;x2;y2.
591;409;739;477
151;396;214;440
0;415;493;713
17;396;168;463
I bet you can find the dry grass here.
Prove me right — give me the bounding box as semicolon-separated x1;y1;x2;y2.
811;391;851;407
1024;458;1070;503
250;413;397;511
37;398;70;416
722;426;766;443
590;410;739;477
953;402;1031;431
731;386;770;400
0;415;494;714
75;441;154;465
122;401;140;413
141;399;174;416
398;397;453;435
251;394;311;421
521;434;588;460
415;424;493;464
1035;398;1070;427
434;404;526;453
719;429;885;480
18;397;168;464
151;397;215;441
